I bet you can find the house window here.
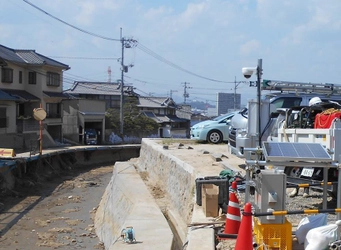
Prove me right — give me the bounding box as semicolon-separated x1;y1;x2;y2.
0;108;7;128
110;100;120;107
17;103;25;117
1;68;13;83
46;72;60;86
19;71;22;83
167;109;175;115
46;103;61;118
28;72;37;84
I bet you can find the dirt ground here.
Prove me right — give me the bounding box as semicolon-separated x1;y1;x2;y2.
0;141;238;250
159;141;245;176
0;141;333;250
0;164;114;250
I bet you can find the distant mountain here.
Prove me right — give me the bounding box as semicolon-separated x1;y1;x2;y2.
177;101;215;110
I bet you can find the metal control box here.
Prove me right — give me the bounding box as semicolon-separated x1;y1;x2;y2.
254;170;287;224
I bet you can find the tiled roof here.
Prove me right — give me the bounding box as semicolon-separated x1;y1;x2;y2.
167;115;189;122
0;44;69;69
138;96;176;108
65;81;133;95
141;111;169;123
141;111;188;124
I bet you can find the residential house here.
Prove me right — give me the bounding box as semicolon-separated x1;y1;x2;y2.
62;99;106;145
65;82;190;138
64;81;136;110
0;44;70;150
64;81;135;140
138;96;190;138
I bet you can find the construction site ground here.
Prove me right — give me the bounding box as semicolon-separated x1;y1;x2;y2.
0;140;337;249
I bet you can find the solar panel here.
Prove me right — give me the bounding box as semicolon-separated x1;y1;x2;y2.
263;142;332;162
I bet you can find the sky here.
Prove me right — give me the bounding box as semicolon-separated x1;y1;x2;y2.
1;0;341;106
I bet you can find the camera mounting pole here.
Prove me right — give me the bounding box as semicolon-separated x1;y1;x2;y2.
256;59;263;147
242;59;263;147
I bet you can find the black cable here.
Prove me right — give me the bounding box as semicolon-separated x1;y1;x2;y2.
22;0;237;84
23;0;120;41
137;42;232;83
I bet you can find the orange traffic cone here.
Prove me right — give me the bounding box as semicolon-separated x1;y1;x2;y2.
235;202;253;250
217;181;241;239
223;181;241;234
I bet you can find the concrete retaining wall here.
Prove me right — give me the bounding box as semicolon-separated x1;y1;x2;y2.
94;162;173;250
136;139;215;250
137;139;196;226
94;139;215;250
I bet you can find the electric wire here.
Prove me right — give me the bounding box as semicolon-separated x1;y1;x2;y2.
23;0;120;41
21;0;250;107
22;0;237;85
136;43;232;83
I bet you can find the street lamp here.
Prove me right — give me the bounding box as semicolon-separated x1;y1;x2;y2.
242;59;263;147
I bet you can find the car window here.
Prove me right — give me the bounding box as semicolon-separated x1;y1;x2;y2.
223;116;234;123
212;114;230;121
321;98;341;105
271;97;302;109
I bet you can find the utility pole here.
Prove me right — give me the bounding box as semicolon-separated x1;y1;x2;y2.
182;82;191;104
108;66;111;83
170;90;178;98
256;59;263;147
120;29;124;136
233;77;244;111
119;28;137;136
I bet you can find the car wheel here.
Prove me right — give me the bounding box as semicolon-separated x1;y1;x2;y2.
284;167;301;177
207;130;223;144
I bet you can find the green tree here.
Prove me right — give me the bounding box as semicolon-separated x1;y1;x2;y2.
106;97;159;137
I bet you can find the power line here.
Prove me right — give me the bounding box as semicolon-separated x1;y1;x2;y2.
23;0;120;41
137;43;232;83
23;0;236;85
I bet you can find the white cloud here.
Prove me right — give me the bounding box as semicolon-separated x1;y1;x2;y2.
74;1;97;25
144;6;173;20
240;39;260;56
2;0;341;102
175;2;206;30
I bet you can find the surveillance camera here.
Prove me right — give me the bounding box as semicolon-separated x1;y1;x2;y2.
242;67;257;79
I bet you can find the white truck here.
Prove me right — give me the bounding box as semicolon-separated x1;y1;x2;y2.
228;79;341;197
228;79;341;159
276;101;341;197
